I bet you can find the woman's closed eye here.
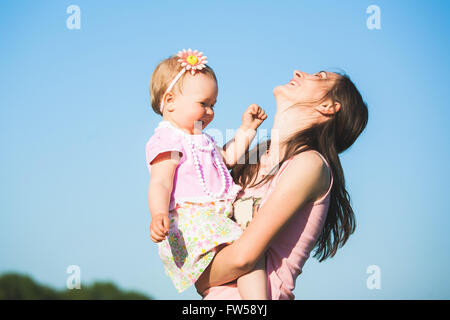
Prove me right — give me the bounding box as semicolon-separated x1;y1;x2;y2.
315;71;327;79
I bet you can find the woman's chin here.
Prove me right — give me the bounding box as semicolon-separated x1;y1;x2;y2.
273;85;286;97
273;84;294;101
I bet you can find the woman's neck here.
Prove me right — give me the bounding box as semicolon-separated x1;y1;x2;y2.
268;103;320;162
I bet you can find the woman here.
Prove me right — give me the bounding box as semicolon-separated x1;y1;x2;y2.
195;69;369;299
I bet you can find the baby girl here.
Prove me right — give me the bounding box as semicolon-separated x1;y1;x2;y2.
145;49;267;299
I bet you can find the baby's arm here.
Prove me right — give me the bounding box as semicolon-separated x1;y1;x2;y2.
220;104;267;168
237;256;268;300
148;151;181;243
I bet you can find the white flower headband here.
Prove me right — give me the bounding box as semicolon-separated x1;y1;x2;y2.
160;49;208;113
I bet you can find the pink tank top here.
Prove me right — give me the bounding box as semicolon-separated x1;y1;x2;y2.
203;150;333;300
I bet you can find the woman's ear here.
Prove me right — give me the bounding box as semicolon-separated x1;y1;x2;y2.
162;92;175;112
315;101;341;115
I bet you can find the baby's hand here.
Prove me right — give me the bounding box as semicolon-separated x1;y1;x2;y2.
241;104;267;131
150;213;170;243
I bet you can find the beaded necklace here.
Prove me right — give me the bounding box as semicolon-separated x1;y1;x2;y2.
186;135;229;199
158;121;229;199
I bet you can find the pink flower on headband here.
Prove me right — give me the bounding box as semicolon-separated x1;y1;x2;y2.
177;49;208;75
159;49;208;113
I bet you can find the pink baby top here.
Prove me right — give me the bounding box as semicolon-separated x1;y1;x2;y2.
145;121;242;210
202;150;333;300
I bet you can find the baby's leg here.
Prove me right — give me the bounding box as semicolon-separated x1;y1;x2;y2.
237;257;268;300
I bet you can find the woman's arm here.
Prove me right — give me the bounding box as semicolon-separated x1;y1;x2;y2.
196;151;330;293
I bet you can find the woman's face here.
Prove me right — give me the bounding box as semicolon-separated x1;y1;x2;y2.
273;70;340;109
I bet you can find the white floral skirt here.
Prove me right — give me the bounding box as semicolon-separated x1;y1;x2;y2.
158;200;243;292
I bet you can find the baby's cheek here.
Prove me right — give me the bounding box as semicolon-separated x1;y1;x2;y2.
185;110;202;124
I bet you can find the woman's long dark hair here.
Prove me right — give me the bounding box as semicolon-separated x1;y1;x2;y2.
231;73;368;262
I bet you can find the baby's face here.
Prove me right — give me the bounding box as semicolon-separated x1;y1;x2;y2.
172;73;218;134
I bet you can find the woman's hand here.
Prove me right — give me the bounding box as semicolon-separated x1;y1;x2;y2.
241;104;267;131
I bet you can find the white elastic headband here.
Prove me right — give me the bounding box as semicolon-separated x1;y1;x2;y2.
160;69;186;113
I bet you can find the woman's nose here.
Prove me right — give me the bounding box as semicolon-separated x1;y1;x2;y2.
293;70;306;79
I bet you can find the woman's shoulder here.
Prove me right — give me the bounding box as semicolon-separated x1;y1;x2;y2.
284;150;328;175
278;150;331;201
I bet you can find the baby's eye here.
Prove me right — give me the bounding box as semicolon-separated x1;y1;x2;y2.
200;102;214;108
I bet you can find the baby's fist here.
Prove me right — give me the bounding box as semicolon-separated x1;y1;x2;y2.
241;104;267;130
150;213;170;243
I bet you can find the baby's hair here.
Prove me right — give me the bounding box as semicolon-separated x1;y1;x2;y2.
150;55;217;115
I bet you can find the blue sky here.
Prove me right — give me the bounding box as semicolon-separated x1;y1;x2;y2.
1;0;449;299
